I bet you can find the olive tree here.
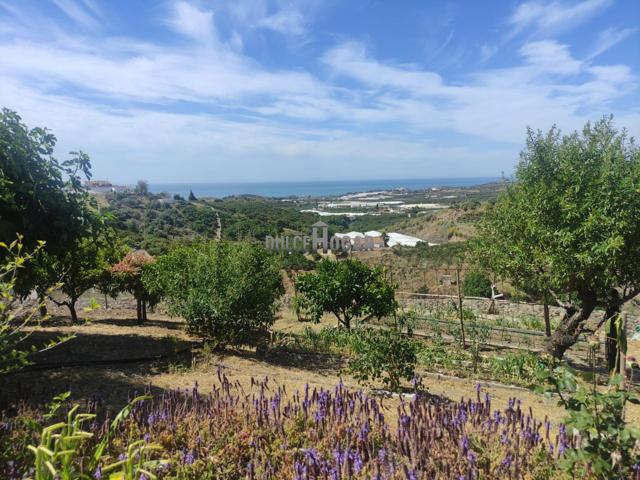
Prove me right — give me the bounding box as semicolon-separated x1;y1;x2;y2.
474;117;640;359
294;259;397;329
143;241;283;347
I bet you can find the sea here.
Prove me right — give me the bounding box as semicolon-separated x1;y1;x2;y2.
149;177;499;199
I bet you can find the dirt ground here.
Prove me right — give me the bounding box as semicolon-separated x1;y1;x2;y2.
2;293;639;427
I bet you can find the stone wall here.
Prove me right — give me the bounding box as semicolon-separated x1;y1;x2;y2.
399;293;639;336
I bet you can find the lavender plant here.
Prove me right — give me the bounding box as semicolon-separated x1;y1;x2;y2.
9;369;635;479
6;373;572;479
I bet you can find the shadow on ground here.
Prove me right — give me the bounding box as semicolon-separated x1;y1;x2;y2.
0;329;195;410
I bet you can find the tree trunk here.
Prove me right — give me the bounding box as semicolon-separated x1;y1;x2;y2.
142;300;147;323
136;298;143;325
546;295;597;359
604;304;621;373
67;300;79;324
543;301;551;337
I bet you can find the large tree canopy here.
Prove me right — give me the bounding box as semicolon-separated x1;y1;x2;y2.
0;108;96;253
0;108;101;298
474;117;640;359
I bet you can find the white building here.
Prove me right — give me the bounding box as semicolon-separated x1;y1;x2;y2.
386;232;425;247
364;230;385;248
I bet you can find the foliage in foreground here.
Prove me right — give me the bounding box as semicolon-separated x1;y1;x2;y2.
0;237;70;374
540;366;640;479
143;241;283;347
295;259;396;329
0;108;98;285
2;374;572;479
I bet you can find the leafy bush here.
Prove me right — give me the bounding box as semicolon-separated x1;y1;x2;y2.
488;352;549;386
347;328;419;392
277;251;315;272
295;259;396;329
540;366;640;479
462;270;492;298
143;241;283;347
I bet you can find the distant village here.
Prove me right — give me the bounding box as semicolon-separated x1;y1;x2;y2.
83;179;130;193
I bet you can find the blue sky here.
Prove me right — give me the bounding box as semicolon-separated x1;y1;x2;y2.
0;0;638;183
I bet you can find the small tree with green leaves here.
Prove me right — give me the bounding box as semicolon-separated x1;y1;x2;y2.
0;236;72;374
134;179;149;195
474;117;640;359
143;241;283;348
38;230;124;323
295;259;397;329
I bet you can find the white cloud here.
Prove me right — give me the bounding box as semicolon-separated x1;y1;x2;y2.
166;2;216;44
482;0;613;61
52;0;101;29
0;1;637;182
258;7;306;36
519;40;582;75
322;42;448;97
588;27;637;59
508;0;612;37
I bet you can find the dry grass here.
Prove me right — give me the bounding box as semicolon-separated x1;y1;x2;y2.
2;294;638;427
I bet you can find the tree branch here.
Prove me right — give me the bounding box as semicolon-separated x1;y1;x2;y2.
548;289;572;309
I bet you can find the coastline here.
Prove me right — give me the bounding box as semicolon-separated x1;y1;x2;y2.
148;177;501;199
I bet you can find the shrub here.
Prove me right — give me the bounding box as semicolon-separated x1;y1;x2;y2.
488;352;549;386
143;241;283;348
347;328;419;392
462;270;492;298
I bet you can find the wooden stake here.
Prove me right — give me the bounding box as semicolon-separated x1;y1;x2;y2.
620;312;627;382
456;267;466;348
